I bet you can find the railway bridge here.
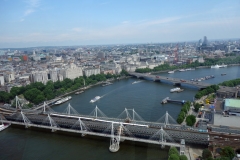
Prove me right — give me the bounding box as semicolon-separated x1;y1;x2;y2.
0;103;211;154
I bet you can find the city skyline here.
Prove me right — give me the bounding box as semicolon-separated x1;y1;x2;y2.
0;0;240;48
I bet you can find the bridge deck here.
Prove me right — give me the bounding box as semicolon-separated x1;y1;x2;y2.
129;72;211;89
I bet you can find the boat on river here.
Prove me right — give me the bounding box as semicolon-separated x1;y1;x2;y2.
90;96;101;103
55;96;72;105
132;81;142;84
0;120;10;131
170;87;183;93
168;71;174;74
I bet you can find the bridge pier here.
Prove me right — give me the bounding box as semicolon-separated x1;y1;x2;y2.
180;139;185;155
174;83;181;86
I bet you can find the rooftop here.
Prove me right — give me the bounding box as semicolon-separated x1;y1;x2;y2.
213;113;240;128
225;99;240;108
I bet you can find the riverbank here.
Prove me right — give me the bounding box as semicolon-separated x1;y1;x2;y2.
38;75;131;108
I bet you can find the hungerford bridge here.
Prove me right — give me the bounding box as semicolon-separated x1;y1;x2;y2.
129;72;211;89
0;102;209;154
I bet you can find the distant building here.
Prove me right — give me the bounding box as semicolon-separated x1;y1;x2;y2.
31;71;48;84
202;36;208;46
98;52;105;59
0;76;4;86
83;67;100;77
59;63;83;80
48;69;58;82
4;72;15;83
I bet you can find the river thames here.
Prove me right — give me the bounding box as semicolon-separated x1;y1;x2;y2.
0;66;239;160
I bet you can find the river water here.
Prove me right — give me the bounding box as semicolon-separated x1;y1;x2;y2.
0;66;239;160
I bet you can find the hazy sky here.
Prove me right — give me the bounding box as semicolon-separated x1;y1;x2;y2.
0;0;240;48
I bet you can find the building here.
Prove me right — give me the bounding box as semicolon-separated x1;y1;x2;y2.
216;86;239;98
48;69;58;82
202;36;208;46
31;71;48;84
4;72;15;83
59;63;83;80
0;76;4;86
98;51;105;59
224;99;240;116
83;67;100;77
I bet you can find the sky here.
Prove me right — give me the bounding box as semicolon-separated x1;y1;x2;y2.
0;0;240;48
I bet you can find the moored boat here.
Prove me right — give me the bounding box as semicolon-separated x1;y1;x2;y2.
55;96;72;105
102;82;113;87
211;65;220;68
75;91;84;95
179;69;186;72
168;71;174;74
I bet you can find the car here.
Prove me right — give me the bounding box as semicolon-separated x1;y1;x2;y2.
180;79;186;82
156;76;160;78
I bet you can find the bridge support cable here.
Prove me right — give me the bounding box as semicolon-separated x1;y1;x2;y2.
19;111;32;128
42;102;55;114
41;114;59;132
89;106;107;119
71;118;89;136
117;108;145;124
150;127;176;148
63;103;79;115
156;111;177;127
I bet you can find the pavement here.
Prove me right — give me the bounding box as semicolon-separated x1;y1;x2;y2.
185;145;204;160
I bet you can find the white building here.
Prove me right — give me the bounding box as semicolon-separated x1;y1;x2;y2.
60;63;83;80
31;71;48;84
101;62;122;74
83;67;100;77
49;69;58;82
0;76;4;86
4;72;15;83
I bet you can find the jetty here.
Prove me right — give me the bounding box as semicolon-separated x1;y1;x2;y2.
161;97;185;105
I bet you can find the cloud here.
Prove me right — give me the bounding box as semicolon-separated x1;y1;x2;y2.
20;18;25;22
24;9;35;16
21;0;41;20
72;28;82;32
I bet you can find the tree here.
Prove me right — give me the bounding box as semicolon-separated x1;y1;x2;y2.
220;146;235;160
202;148;212;159
179;155;188;160
0;91;11;103
186;115;196;126
169;147;179;156
168;154;179;160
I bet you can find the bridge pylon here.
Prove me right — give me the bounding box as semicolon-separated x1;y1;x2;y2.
75;118;89;137
150;126;175;149
63;103;79;115
90;106;107;119
109;122;122;152
117;108;145;123
20;111;31;128
156;111;177;127
45;114;59;132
